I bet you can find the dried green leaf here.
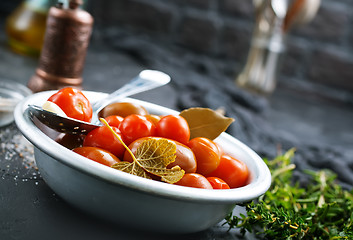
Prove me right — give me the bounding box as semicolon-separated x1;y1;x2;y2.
135;138;184;184
112;161;152;179
180;107;234;140
135;138;176;167
111;138;185;184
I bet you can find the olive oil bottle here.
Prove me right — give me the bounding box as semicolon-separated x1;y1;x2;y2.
5;0;56;56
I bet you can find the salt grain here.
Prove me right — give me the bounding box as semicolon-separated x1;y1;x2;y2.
0;124;39;184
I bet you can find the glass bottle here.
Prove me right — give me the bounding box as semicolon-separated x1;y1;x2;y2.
5;0;57;56
235;0;286;94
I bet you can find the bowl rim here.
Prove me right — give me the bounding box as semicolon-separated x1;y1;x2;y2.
14;90;271;204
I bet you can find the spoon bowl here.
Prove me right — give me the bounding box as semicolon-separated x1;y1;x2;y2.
28;70;170;134
28;104;99;134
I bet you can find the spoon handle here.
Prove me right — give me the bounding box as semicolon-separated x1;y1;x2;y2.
91;70;171;122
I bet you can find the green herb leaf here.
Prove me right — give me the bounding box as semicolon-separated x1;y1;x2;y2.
225;148;353;239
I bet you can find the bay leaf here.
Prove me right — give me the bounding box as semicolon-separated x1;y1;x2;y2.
180;107;234;140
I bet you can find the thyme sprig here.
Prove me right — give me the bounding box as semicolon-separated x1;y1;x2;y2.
225;148;353;239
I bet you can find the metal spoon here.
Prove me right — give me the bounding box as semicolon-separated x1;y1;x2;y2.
27;70;171;134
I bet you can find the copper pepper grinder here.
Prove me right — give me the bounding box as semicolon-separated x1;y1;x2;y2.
28;0;93;92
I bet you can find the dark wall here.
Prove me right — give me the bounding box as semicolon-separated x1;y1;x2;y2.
87;0;353;94
1;0;353;94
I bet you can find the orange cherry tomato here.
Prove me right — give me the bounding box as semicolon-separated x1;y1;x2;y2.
99;102;148;118
73;147;120;167
207;154;249;188
156;115;190;145
206;177;230;189
104;115;124;128
83;126;125;159
124;137;197;173
175;173;213;189
214;141;224;156
47;87;92;122
187;137;221;176
145;114;161;126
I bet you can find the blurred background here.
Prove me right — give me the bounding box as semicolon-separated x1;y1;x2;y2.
1;0;353;99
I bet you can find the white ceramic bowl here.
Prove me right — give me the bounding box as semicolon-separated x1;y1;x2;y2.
14;90;271;234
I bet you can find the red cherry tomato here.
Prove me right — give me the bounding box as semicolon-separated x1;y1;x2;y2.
83;126;125;159
156;115;190;145
175;173;213;189
124;137;197;173
73;147;120;167
47;87;92;122
104;115;124;128
119;114;156;145
206;177;230;189
187;137;221;176
207;154;249;188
